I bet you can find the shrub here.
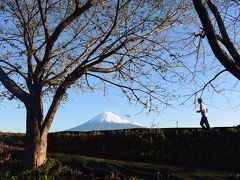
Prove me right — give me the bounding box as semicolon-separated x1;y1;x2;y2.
47;128;240;171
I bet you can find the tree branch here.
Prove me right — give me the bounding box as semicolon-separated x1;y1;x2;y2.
37;0;50;42
0;66;29;104
0;60;28;81
43;36;104;85
34;0;94;81
192;0;240;80
15;0;34;87
195;69;227;95
86;72;147;105
78;0;121;68
182;69;227;104
206;0;240;66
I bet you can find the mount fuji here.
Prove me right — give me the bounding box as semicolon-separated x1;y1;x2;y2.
66;112;145;131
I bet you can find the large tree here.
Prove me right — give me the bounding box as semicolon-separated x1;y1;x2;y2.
192;0;240;80
0;0;192;169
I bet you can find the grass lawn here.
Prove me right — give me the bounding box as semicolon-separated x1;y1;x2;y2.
50;152;240;180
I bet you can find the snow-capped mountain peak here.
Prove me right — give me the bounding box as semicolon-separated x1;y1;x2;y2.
66;112;145;132
89;112;129;123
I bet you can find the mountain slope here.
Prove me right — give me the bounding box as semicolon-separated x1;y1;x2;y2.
66;112;145;131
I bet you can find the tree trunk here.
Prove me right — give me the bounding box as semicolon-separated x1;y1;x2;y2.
24;91;47;169
24;127;47;169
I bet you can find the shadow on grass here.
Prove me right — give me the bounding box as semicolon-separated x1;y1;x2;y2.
51;153;240;180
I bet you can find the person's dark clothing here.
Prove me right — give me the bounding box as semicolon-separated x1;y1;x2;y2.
200;116;210;129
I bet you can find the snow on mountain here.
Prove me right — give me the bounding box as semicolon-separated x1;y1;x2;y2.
66;112;145;132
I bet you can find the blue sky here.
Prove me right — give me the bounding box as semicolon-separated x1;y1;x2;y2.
1;78;239;133
0;1;239;133
1;35;240;133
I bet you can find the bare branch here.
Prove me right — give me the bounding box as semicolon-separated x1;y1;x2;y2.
192;0;240;80
207;0;240;66
87;39;145;74
34;0;94;81
43;35;105;85
88;60;132;73
15;0;34;83
197;69;227;94
182;69;227;104
86;72;147;105
37;0;50;42
86;72;169;106
0;60;28;81
78;0;121;67
0;66;29;103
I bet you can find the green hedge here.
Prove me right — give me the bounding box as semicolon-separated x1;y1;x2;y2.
47;128;240;172
1;128;240;172
0;132;25;147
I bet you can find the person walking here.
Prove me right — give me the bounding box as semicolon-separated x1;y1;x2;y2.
197;98;210;129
